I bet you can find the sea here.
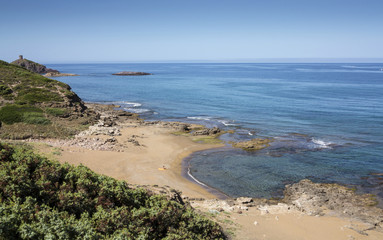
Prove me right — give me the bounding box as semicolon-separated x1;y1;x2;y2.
48;63;383;202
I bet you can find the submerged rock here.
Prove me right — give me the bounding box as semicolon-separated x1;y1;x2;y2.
112;71;152;76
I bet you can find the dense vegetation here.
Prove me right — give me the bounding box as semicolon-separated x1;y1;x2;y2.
0;143;226;239
0;60;95;139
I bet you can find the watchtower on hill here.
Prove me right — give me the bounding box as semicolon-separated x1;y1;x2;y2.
19;55;23;60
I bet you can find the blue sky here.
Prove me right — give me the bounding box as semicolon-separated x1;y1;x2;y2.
1;0;382;63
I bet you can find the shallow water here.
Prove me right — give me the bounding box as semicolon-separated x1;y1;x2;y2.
50;63;383;199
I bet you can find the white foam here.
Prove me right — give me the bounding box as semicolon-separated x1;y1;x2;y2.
187;167;208;187
217;120;237;126
311;138;333;149
107;101;142;107
187;116;212;121
124;108;150;113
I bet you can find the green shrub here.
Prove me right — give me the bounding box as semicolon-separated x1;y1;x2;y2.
16;88;63;104
46;107;67;117
0;143;226;239
0;85;12;96
0;105;50;125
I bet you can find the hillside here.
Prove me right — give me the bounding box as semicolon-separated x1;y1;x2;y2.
10;55;59;74
0;143;226;239
0;60;97;139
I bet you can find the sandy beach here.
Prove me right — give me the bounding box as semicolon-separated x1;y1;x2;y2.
29;103;383;240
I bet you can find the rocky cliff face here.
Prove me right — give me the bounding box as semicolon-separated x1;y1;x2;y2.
11;57;59;74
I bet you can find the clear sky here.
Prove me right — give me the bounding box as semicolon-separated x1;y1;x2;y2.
1;0;382;63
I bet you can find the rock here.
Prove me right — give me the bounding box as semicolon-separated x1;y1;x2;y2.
116;110;133;116
236;197;253;204
178;124;192;132
44;72;78;77
283;179;383;228
253;221;258;226
231;138;272;151
112;71;152;76
105;137;117;143
127;138;140;146
192;127;221;136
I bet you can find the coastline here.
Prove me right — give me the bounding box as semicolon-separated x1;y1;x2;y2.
24;102;383;239
31;102;225;199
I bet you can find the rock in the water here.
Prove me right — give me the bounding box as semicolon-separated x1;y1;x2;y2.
231;138;272;151
44;72;78;77
192;127;221;136
112;71;152;76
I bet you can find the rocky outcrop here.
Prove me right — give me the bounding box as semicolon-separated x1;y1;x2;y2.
44;72;79;77
231;138;272;151
11;56;59;74
283;179;383;228
192;127;221;136
112;71;152;76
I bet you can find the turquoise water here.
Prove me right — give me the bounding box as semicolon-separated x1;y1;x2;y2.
50;63;383;200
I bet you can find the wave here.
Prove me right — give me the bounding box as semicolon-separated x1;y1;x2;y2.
187;116;212;121
217;119;237;126
311;138;333;149
116;101;142;107
342;65;383;69
124;108;151;113
296;68;383;73
187;167;208;187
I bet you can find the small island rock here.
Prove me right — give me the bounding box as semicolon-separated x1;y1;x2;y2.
112;71;152;76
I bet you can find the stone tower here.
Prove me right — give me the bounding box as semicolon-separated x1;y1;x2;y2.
19;55;23;60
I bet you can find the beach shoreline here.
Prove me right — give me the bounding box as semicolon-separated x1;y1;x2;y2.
20;102;383;239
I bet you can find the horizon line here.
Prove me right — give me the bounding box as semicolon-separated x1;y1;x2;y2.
41;58;383;64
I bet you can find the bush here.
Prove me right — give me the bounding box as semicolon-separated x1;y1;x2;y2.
0;143;226;239
0;105;50;125
46;107;67;117
15;88;63;104
0;85;12;95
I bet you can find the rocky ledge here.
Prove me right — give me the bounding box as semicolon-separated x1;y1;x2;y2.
283;179;383;227
112;71;152;76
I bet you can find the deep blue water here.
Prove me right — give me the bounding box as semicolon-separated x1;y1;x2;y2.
49;63;383;200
